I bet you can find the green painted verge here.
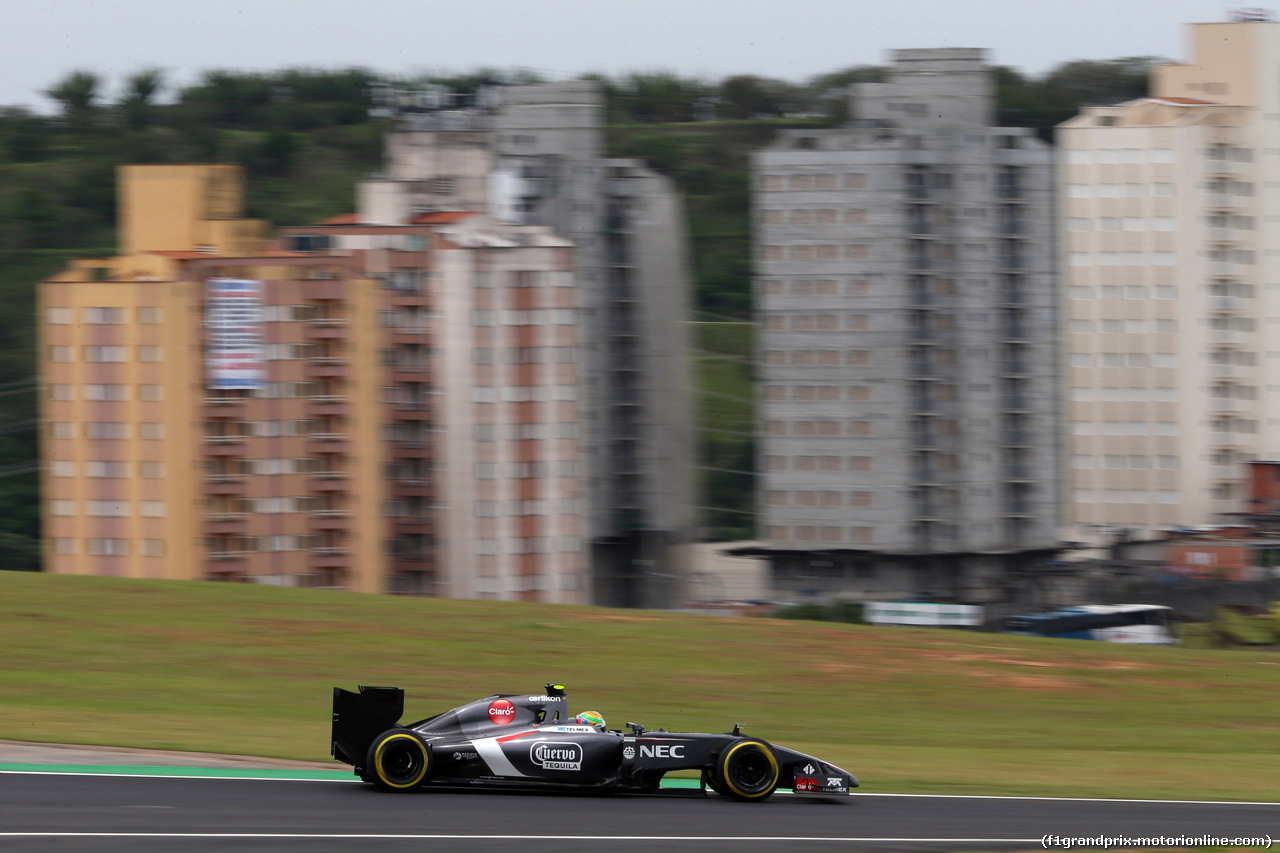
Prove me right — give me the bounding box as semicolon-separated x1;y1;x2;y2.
0;763;705;788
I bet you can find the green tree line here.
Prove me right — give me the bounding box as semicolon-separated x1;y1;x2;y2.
0;59;1154;565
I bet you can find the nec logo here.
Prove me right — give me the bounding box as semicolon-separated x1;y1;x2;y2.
639;744;685;759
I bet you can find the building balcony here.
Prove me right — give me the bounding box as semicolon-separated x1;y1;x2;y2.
1209;463;1238;482
203;398;248;417
911;466;940;484
1000;360;1030;376
389;329;434;346
306;473;347;491
1001;429;1031;446
1211;498;1239;516
1207;193;1236;210
305;359;349;380
205;516;249;534
204;477;247;496
308;549;349;570
306;435;350;455
1205;159;1241;176
305;396;348;416
392;479;432;498
302;279;346;301
204;441;247;457
391;443;433;459
1210;363;1246;379
391;518;435;535
1210;397;1249;414
308;512;351;531
305;320;348;341
1209;329;1246;345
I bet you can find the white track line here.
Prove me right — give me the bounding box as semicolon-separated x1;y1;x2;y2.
0;834;1043;843
1;769;1277;806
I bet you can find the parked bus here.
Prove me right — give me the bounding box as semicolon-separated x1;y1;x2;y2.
1003;604;1176;645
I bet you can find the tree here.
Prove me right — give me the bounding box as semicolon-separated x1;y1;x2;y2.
45;70;101;130
718;75;795;120
119;69;164;130
1043;57;1157;107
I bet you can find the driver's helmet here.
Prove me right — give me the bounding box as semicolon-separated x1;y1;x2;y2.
575;710;605;728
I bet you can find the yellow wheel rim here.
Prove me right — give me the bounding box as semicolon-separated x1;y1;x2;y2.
721;741;779;799
374;733;429;789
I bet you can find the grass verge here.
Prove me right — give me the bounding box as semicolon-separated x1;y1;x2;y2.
2;572;1278;801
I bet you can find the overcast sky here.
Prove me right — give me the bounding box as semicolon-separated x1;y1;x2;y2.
3;0;1239;112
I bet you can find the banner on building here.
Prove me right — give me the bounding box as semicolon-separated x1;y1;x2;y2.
206;278;264;389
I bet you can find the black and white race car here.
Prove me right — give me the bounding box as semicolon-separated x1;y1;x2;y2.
332;684;857;802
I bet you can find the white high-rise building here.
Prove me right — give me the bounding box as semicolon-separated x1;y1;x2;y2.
360;81;696;607
754;49;1061;604
1059;18;1280;542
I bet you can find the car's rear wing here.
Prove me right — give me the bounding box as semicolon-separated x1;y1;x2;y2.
331;685;404;768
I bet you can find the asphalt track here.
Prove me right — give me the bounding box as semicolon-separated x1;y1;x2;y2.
1;768;1277;852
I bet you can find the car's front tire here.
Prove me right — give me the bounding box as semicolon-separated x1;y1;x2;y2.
366;729;432;792
713;739;780;802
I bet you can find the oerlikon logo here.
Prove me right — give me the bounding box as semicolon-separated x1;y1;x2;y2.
487;699;516;725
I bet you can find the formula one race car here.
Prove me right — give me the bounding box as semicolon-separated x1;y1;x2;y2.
332;684;857;802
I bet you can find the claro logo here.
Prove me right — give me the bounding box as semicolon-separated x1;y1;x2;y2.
487;699;516;725
530;742;583;771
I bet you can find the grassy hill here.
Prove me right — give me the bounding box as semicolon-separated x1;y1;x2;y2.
3;572;1277;801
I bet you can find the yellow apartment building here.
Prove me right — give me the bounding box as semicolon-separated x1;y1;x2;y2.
40;164;584;600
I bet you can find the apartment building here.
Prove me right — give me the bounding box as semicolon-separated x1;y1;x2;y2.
1059;18;1280;542
754;49;1060;603
359;81;695;608
40;164;586;601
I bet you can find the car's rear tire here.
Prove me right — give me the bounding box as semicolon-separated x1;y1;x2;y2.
714;739;780;802
366;729;432;792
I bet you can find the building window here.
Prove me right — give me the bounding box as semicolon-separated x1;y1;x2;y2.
83;384;129;401
86;500;131;517
85;461;129;478
87;538;129;556
81;307;126;324
84;346;127;362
